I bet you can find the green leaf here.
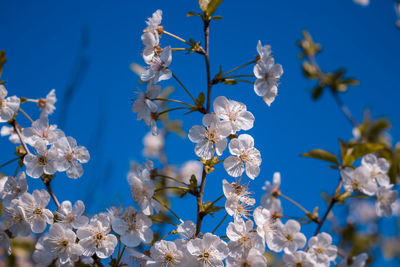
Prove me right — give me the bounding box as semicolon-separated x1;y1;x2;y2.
187;11;202;17
302;62;320;79
223;79;237;85
312;85;324;100
202;201;224;216
196;92;206;106
205;0;223;16
341;142;385;167
301;149;339;165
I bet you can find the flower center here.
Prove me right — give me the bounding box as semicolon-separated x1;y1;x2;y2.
315;247;325;254
65;153;74;163
34;207;43;215
296;263;303;267
200;251;210;260
240;152;250;162
0;99;3;109
205;129;217;142
56;239;69;247
164;254;174;263
96;233;104;241
38;156;48;166
285;233;293;241
38;98;47;109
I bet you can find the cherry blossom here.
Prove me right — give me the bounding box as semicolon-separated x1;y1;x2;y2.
56;200;89;229
38;89;57;116
186;233;228;267
22;116;64;146
341;166;378;196
2;199;31;237
224;134;262;179
261;172;282;213
376;187;398;217
213;96;255;134
338;252;368;267
141;46;172;83
53;136;90;179
361;154;391;188
188;113;230;160
77;215;118;259
111;206;153;247
24;139;58;178
19;189;53;233
0;171;28;206
268;219;306;253
148;240;186;267
0;85;20;123
226;247;268;267
43;223;83;266
308;232;337;266
282;251;316;267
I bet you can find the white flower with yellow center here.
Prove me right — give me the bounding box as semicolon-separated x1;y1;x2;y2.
189;113;230;160
22;116;64;146
111;206;153;247
213;96;255;134
149;240;185;267
269;220;306;253
77;215;117;259
0;171;28;206
308;232;337;266
19;189;53;233
56;200;89;229
224;134;261;179
341;166;378;196
23;139;58;178
361;154;391;188
187;233;228;267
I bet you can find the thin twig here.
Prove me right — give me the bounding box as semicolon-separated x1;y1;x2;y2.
43;180;61;210
153;197;184;223
172;72;197;104
152;97;196;108
18;108;34;123
155;173;190;186
162;30;191;45
0;157;19;170
221;59;258;76
212;213;228;234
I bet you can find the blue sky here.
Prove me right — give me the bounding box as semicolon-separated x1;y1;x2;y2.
1;0;399;265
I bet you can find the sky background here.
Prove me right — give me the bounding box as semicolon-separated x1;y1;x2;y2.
1;0;400;265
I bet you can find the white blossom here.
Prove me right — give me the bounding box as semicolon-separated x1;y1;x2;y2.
0;222;11;255
0;171;28;206
44;223;83;266
376;187;398;217
268;220;306;253
142;31;160;65
354;0;369;6
143;131;164;158
224;134;261;179
54;136;90;179
178;160;202;185
223;179;255;219
177;220;196;240
141;46;172;83
282;251;316;267
77;215;118;259
144;9;162;33
257;40;272;61
1;125;20;143
253;41;283;106
188;113;230;160
361;154;391;188
127;166;160;215
338;252;368;267
148;240;186;267
19;189;53;233
226;247;268;267
33;235;55;267
260;172;282;213
253;206;281;247
111;206;153;247
3;199;31;237
0;85;20;123
132;82;161;134
226;218;264;258
22;116;64;146
213;96;254;134
186;233;228;267
39;89;57;116
308;232;337;266
341;166;378;196
56;200;89;229
24;139;58;178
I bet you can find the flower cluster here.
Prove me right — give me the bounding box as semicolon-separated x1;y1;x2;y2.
341;154;398;217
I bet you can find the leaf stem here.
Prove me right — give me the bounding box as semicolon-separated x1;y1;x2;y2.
155;174;189;186
155;186;189;193
18;108;34;123
0;157;19;170
157;106;190;117
222;59;258;76
153;197;184;223
172;72;197;104
151;98;196;108
212;213;228;234
162;30;191;45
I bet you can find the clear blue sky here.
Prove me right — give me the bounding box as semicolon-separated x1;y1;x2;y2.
1;0;399;265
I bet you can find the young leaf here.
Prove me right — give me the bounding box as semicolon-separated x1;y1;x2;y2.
301;149;339;165
205;0;223;16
